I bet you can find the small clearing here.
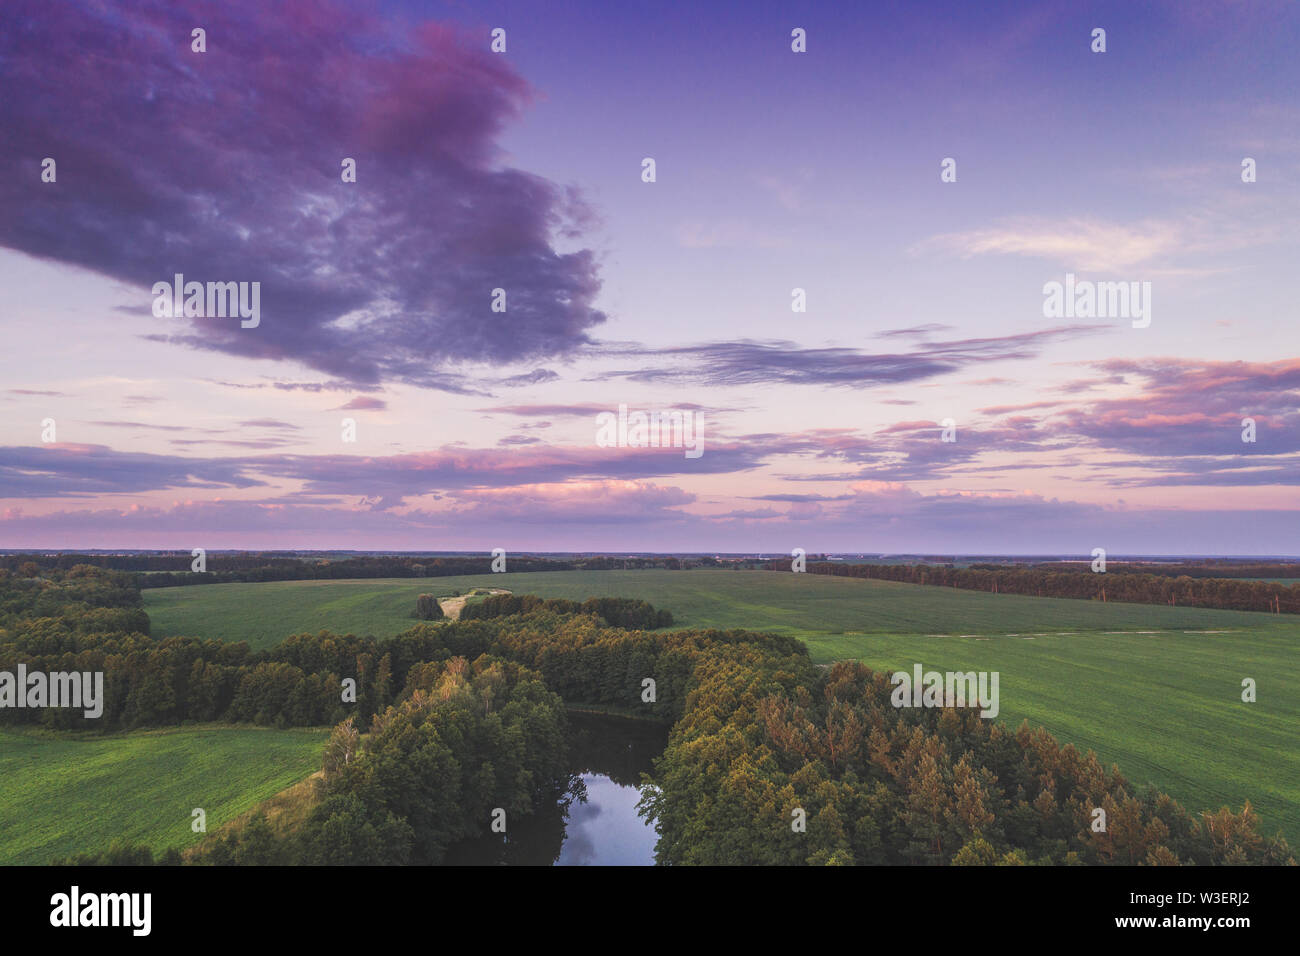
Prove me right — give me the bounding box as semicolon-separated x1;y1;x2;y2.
438;588;513;621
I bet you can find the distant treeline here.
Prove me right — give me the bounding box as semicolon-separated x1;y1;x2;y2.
0;552;695;588
766;561;1300;614
459;594;673;629
1021;561;1300;580
0;567;677;731
55;592;1294;866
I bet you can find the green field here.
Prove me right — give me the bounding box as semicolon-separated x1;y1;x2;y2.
144;569;1300;844
0;724;328;865
144;568;1291;648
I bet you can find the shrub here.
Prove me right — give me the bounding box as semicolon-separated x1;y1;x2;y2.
415;594;444;621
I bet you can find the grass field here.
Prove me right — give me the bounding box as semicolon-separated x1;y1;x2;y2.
0;724;328;865
142;569;1300;844
144;568;1291;648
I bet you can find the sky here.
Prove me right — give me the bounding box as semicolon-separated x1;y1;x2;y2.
1;0;1298;554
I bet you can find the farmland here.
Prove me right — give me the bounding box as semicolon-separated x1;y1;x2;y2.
144;568;1290;648
0;724;328;865
143;568;1300;844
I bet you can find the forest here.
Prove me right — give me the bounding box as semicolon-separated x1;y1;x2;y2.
774;560;1300;614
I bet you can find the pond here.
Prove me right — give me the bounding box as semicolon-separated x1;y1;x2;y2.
444;711;668;866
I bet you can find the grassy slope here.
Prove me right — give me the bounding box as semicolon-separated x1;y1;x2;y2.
0;724;328;864
142;570;1299;843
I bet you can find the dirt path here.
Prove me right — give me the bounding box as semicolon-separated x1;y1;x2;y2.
438;588;512;621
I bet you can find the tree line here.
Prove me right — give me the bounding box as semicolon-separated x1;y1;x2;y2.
0;552;701;589
458;593;673;629
766;560;1300;614
1045;560;1300;580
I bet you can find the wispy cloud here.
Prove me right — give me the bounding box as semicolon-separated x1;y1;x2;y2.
916;217;1185;271
595;327;1105;388
917;210;1290;275
335;397;388;411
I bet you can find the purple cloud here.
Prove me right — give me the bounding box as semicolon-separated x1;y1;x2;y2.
0;0;605;390
0;437;778;504
1050;358;1300;460
594;326;1106;388
0;444;264;497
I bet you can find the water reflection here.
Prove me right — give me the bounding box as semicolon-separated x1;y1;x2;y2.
444;712;667;866
557;773;658;865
